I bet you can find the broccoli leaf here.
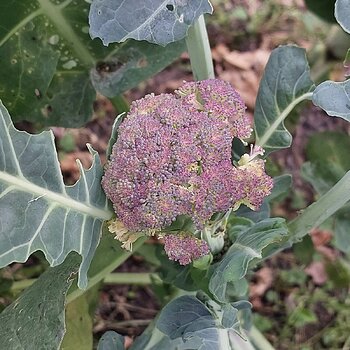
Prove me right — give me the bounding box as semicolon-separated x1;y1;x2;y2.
99;296;255;350
156;295;253;349
254;46;314;153
304;0;337;23
0;102;112;288
209;218;288;302
0;0;185;127
89;0;213;46
61;293;94;350
312;79;350;122
335;0;350;33
97;331;125;350
302;131;350;194
0;253;80;350
301;131;350;255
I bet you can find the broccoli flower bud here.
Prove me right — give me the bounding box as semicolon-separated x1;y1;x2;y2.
163;233;210;265
101;79;273;252
176;79;252;139
233;159;274;210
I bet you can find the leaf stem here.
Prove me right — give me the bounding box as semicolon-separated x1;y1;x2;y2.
249;326;276;350
10;279;37;292
256;91;313;148
67;236;147;304
109;95;130;114
10;271;157;294
288;170;350;243
104;272;159;285
185;15;215;81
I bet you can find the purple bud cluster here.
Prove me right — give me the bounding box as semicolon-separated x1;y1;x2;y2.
176;79;252;139
102;79;273;234
163;234;210;265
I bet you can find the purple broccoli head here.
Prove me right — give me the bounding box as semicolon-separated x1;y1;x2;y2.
163;234;210;265
102;79;273;259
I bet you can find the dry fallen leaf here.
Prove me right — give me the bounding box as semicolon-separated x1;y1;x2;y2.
310;228;332;247
305;261;327;285
60;151;93;183
250;267;274;298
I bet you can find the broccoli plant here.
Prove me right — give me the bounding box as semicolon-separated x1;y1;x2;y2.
0;0;350;349
102;79;272;259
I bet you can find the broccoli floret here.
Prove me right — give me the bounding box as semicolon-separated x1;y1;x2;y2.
102;79;273;264
163;233;210;265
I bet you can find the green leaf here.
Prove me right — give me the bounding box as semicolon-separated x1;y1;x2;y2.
301;131;350;256
288;308;317;328
106;113;126;160
0;253;80;350
293;235;315;265
254;46;314;153
334;214;350;255
235;202;270;222
302;162;334;195
312;79;350;122
157;295;215;339
0;102;112;288
0;0;185;127
288;171;350;244
89;0;213;46
90;40;186;98
335;0;350;33
106;298;253;350
266;174;292;201
156;295;252;349
209;218;288;302
130;325;179;350
305;0;337;23
98;331;125;350
325;258;350;287
61;294;93;350
302;131;350;194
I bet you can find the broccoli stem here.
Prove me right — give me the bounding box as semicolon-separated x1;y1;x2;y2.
109;94;130;114
288;170;350;243
185;15;215;81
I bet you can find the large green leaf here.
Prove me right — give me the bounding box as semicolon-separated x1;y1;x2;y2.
312;79;350;122
335;0;350;33
209;218;288;302
89;0;213;46
98;296;255;350
301;131;350;255
156;295;252;349
334;212;350;255
302;131;350;194
0;0;185;127
0;102;112;288
254;46;314;153
305;0;337;23
61;294;93;350
0;253;80;350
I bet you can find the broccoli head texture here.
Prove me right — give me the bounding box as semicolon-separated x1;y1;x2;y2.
163;233;210;265
102;79;273;263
